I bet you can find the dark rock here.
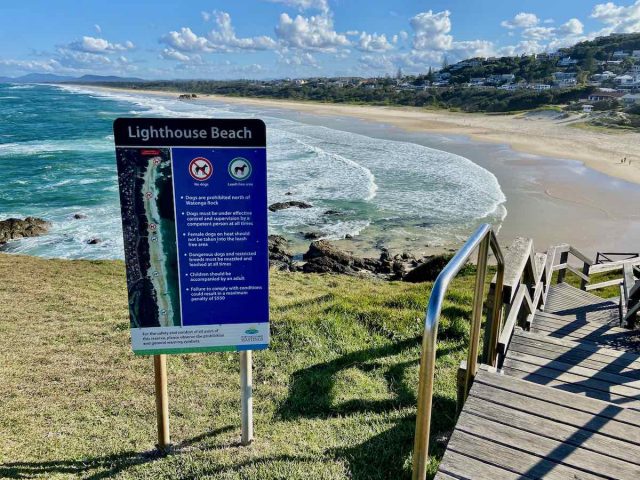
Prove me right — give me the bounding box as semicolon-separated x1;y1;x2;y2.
285;191;293;196
73;213;88;220
379;248;392;262
87;238;102;245
323;210;341;215
303;240;353;265
0;217;50;244
268;201;313;212
302;232;322;240
303;256;351;274
345;234;353;239
403;254;456;283
268;235;295;271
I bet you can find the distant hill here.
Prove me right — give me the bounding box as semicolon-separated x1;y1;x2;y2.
0;73;144;84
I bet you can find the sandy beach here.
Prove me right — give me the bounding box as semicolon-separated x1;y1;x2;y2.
94;86;640;186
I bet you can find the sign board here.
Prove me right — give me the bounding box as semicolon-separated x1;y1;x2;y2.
113;118;269;355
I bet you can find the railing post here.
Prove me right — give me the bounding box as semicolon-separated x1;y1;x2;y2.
484;239;504;367
557;251;569;283
580;262;590;290
412;325;438;480
464;235;490;396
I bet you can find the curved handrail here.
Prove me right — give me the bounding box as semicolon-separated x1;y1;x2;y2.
412;223;504;480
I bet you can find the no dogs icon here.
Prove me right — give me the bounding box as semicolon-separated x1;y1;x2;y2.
189;157;213;181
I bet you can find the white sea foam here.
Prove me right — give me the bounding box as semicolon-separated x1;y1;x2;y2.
0;139;112;157
6;84;508;259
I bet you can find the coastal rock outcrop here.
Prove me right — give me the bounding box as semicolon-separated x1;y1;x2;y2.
0;217;51;244
403;254;461;283
268;201;313;212
268;235;296;271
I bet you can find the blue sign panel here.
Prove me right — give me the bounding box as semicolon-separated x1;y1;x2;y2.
114;118;269;354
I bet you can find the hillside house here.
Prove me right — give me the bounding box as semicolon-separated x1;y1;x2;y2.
528;84;551;91
622;93;640;105
582;104;593;113
587;90;625;102
613;50;630;59
558;57;578;67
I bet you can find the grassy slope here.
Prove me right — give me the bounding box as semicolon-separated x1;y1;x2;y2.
0;255;481;480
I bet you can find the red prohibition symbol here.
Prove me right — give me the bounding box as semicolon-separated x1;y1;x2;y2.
189;157;213;181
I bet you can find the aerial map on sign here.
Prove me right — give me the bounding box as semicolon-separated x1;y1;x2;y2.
114;118;269;355
117;148;181;328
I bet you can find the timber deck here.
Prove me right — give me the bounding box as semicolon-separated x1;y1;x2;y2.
435;282;640;479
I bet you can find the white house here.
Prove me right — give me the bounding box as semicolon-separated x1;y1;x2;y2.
591;71;617;81
613;50;630;59
633;50;640;59
558;57;578;66
582;104;594;113
528;84;552;91
498;84;519;91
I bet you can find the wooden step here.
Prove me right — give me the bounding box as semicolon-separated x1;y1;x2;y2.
544;282;620;325
436;369;640;479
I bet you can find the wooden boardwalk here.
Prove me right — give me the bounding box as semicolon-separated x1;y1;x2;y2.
435;282;640;479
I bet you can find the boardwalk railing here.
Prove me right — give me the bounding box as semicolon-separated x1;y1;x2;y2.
412;224;504;480
550;244;640;325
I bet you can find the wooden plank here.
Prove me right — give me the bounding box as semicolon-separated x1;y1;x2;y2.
445;429;604;480
437;449;525;480
490;237;533;304
504;351;640;394
567;264;590;283
510;331;640;373
569;246;594;266
497;284;527;359
471;379;640;444
455;411;640;479
465;395;640;463
514;329;640;363
590;257;640;275
586;278;623;291
623;264;636;304
553;263;568;271
532;314;627;334
502;359;640;408
474;370;640;427
509;340;640;380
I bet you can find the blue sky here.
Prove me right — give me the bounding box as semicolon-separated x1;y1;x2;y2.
1;0;640;79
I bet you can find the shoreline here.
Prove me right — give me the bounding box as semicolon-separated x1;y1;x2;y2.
87;85;640;186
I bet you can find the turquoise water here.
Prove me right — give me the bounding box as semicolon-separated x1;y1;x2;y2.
0;83;506;259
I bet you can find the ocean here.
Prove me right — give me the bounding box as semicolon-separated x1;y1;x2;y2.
0;83;506;259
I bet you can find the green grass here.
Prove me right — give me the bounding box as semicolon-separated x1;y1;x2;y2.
0;255;485;480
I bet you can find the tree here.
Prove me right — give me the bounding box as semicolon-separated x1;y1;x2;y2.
442;56;449;69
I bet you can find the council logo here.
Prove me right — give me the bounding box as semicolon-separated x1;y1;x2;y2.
228;157;252;181
189;157;213;181
244;327;259;335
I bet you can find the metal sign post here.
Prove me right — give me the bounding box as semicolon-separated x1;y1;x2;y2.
240;350;253;445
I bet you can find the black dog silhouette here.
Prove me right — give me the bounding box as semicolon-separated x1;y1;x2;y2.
234;164;247;175
194;163;209;176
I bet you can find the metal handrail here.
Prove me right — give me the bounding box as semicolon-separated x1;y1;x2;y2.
412;224;504;480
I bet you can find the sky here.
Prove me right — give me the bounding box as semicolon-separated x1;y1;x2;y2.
1;0;640;79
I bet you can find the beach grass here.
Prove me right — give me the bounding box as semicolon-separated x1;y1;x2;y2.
0;254;479;479
0;254;624;479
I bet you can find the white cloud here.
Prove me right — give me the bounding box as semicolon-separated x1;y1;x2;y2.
0;58;62;73
208;11;277;51
94;24;101;34
275;12;349;52
522;26;556;41
501;12;539;29
162;12;277;54
162;27;212;52
591;0;640;34
160;48;192;62
277;49;320;68
558;18;584;35
68;36;134;53
410;10;453;51
201;11;211;22
356;32;393;52
267;0;329;13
